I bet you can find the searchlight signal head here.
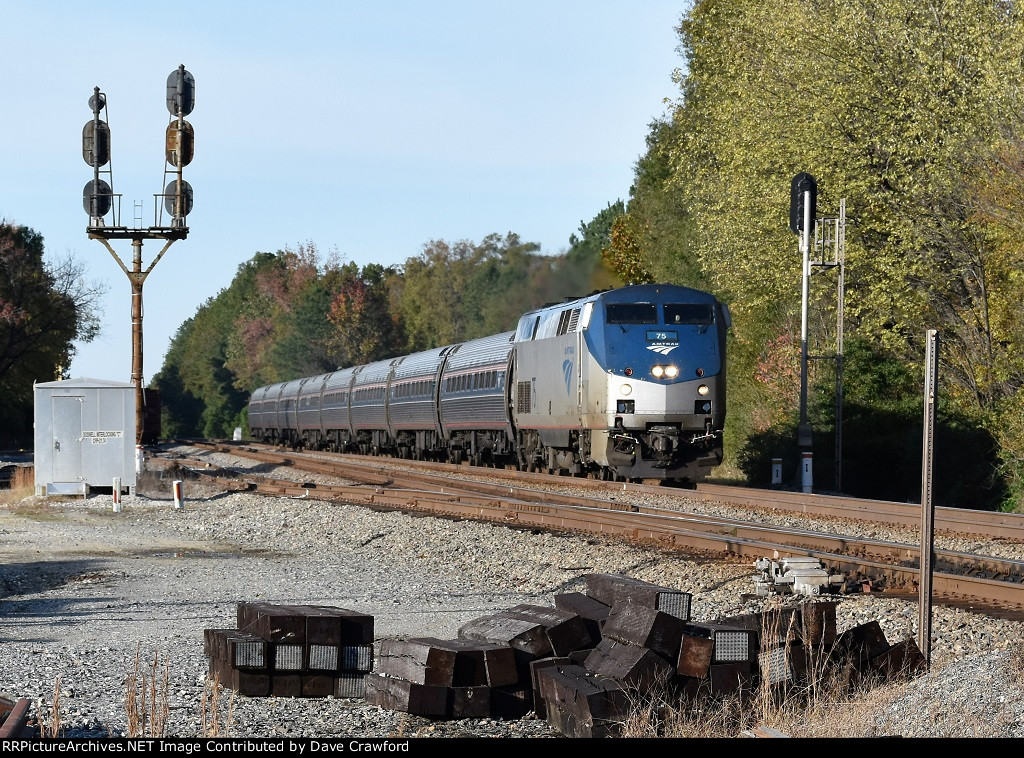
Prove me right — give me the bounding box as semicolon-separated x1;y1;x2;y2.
167;64;195;117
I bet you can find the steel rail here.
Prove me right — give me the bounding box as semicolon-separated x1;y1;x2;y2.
188;440;1024;542
693;482;1024;541
160;444;1024;613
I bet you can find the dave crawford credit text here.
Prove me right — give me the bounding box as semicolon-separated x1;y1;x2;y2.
0;741;412;753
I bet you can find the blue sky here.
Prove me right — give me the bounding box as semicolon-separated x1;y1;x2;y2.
2;1;690;384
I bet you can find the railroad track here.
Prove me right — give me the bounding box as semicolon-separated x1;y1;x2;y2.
155;440;1024;616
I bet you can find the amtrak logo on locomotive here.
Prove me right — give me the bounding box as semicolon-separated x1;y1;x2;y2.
646;329;679;356
562;359;573;395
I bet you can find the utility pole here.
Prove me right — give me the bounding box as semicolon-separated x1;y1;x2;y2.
82;65;196;447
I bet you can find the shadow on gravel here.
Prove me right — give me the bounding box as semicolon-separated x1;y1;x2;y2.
0;558;109;600
0;595;122;645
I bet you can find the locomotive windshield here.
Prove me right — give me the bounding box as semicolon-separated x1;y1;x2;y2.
606;303;657;324
664;303;714;325
606;302;714;325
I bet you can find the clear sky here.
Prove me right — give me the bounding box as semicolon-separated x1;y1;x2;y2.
2;1;691;385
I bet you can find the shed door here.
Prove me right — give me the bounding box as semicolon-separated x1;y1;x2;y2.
51;396;83;483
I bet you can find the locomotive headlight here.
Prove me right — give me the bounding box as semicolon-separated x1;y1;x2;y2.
651;365;665;378
620;384;633;396
697;384;710;396
664;365;679;378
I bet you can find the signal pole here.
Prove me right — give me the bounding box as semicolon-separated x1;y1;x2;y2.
790;173;817;475
82;65;196;446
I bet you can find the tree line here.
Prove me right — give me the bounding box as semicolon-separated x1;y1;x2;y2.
601;0;1024;510
150;227;623;443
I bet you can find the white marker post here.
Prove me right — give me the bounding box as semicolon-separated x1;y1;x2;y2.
112;477;122;512
172;480;184;510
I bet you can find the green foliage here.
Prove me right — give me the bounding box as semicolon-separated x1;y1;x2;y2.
395;233;580;351
604;213;653;286
738;338;1004;509
324;262;403;367
566;201;626;291
151;319;205;438
0;223;104;447
612;119;707;289
636;0;1024;505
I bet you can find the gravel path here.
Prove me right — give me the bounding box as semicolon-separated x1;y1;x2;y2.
1;445;1022;739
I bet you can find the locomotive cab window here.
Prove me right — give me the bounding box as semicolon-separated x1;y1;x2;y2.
664;303;714;325
606;303;657;324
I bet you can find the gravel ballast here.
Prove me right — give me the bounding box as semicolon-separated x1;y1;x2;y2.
1;445;1022;739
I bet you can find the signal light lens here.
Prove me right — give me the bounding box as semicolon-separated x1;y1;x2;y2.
664;365;679;378
697;384;710;396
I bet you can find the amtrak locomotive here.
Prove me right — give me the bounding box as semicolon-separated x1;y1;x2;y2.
247;283;730;484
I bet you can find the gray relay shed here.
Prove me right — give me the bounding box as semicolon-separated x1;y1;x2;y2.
34;377;136;497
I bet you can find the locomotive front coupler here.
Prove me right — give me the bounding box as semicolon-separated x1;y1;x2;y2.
689;421;719;445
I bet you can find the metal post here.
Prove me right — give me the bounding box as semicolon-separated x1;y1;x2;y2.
172;479;184;510
130;239;144;445
919;329;939;667
801;451;813;494
835;199;846;492
798;191;813;452
112;476;122;512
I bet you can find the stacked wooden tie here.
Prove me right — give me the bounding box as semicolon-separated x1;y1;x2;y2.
204;602;375;698
365;572;927;737
203;575;927;738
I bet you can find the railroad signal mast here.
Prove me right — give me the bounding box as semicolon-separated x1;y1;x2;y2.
82;65;196;447
789;172;847;493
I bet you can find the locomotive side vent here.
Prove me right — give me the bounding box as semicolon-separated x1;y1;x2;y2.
516;382;532;414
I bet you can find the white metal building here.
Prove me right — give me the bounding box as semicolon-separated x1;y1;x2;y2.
33;377;136;497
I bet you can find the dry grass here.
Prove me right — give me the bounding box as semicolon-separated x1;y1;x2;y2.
618;602;916;738
125;645;170;738
35;650;236;738
35;677;64;738
0;485;34;507
200;674;236;737
1010;627;1024;677
1;490;68;521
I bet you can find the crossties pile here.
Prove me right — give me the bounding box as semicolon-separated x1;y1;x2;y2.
203;574;927;738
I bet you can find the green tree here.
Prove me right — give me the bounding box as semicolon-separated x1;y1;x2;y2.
652;0;1024;505
0;222;104;446
325;262;403;366
151;319;205;438
396;233;556;350
565;202;626;291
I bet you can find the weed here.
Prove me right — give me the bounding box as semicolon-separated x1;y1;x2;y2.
200;673;235;737
34;676;63;738
125;645;170;738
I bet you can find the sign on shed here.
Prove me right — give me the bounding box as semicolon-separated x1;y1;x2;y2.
34;378;136;497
